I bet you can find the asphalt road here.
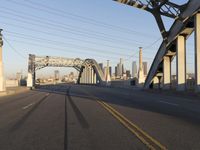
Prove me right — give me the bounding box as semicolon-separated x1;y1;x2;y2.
0;84;200;150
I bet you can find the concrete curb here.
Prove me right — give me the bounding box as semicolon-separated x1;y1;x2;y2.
0;87;29;97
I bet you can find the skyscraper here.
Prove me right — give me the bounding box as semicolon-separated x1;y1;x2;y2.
143;62;148;76
132;61;137;78
115;66;117;77
109;66;112;77
138;47;145;84
99;63;103;72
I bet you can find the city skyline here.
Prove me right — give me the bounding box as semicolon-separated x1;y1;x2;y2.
0;0;195;78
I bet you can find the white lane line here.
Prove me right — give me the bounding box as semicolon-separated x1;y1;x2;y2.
158;101;179;106
22;103;35;110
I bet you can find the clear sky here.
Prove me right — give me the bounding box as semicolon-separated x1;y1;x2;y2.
0;0;194;78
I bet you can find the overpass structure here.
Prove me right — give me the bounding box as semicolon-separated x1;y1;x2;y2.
27;54;106;88
114;0;200;91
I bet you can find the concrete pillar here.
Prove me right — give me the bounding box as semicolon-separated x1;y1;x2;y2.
88;67;91;84
86;67;89;84
84;68;87;84
94;72;96;84
153;76;159;89
163;56;171;89
176;35;186;91
195;13;200;92
91;68;94;84
27;73;33;87
0;29;5;92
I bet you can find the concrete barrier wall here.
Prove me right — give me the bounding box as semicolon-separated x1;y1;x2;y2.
110;79;134;88
6;80;19;87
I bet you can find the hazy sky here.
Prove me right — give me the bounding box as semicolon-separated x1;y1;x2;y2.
0;0;194;78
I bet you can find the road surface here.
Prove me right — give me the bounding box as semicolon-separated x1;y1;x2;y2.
0;84;200;150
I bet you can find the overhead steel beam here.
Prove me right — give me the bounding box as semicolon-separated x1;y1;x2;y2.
27;55;106;87
113;0;187;40
145;0;200;88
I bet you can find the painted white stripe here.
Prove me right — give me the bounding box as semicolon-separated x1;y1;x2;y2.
159;101;179;106
22;103;35;110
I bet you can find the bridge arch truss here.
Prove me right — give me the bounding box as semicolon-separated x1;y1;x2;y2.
27;54;105;88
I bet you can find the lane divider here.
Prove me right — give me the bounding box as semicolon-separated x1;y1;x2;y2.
97;100;167;150
22;93;50;110
22;102;35;110
80;87;167;150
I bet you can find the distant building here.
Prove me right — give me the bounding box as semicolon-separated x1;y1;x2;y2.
103;67;107;77
54;70;59;80
115;66;117;77
99;63;103;72
126;70;131;79
132;61;137;78
116;58;124;77
143;62;148;76
109;66;112;77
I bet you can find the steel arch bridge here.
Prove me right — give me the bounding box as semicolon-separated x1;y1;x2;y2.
114;0;200;91
27;54;105;88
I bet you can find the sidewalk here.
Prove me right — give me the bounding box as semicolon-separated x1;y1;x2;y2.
0;86;29;97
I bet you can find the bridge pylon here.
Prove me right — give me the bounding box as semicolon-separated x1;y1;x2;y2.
0;29;6;92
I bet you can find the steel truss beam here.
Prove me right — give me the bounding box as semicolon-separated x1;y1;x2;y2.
114;0;187;40
27;54;105;86
114;0;200;89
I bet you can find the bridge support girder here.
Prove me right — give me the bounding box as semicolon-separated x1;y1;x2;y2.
176;35;186;91
195;13;200;92
163;56;171;89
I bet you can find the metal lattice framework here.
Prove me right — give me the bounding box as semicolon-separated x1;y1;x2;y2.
33;55;84;71
114;0;200;88
27;54;105;87
114;0;187;40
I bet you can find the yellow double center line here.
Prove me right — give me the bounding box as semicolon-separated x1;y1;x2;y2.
97;100;167;150
80;87;167;150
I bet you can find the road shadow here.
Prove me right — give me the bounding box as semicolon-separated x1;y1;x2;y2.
36;84;200;126
10;94;49;132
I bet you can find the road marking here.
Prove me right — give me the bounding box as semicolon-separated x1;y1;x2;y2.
97;101;167;150
22;93;50;110
22;103;35;110
80;88;167;149
159;101;179;106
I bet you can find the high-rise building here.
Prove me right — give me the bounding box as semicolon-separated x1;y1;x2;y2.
109;66;112;77
115;66;117;77
126;70;131;78
117;63;120;76
143;62;148;76
99;63;103;72
138;47;145;84
132;61;137;78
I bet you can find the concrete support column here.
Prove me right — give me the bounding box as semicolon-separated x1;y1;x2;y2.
88;67;92;84
163;56;171;89
94;72;96;84
176;35;186;91
195;13;200;92
84;67;87;84
27;73;33;87
153;76;159;89
0;30;5;92
84;68;87;84
91;68;94;84
86;67;89;84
